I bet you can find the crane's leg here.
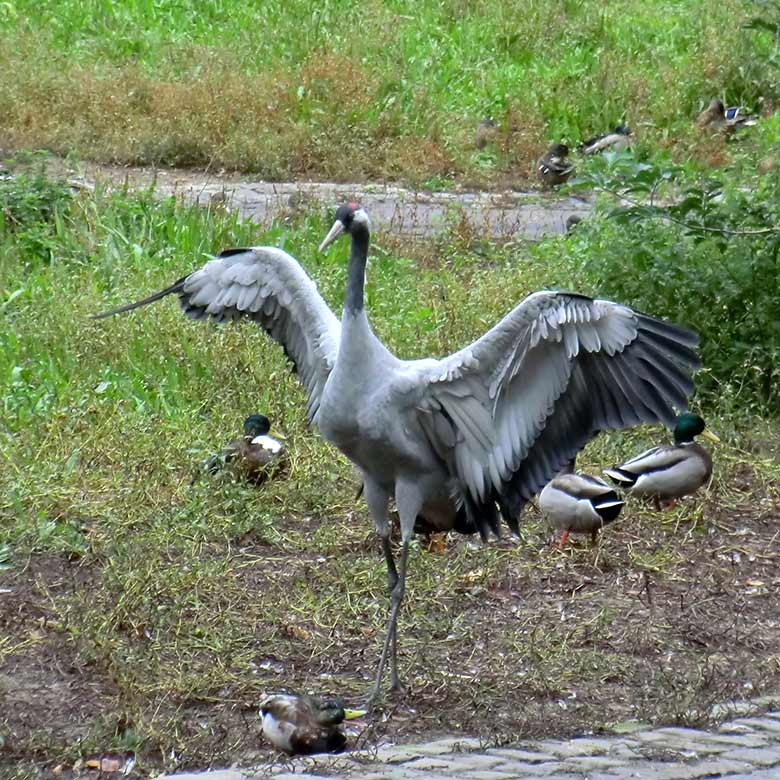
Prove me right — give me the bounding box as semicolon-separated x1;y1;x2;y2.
362;480;394;704
386;480;422;692
364;479;422;703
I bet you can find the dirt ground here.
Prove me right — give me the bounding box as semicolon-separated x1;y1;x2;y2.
2;458;779;779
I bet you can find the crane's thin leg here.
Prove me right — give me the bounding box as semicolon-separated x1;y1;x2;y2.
382;537;398;591
388;480;422;692
362;480;394;705
368;538;409;699
363;479;421;704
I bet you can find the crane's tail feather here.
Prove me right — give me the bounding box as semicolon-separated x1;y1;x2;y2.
90;277;187;320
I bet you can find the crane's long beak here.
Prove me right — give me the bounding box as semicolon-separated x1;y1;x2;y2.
319;220;345;252
702;430;721;443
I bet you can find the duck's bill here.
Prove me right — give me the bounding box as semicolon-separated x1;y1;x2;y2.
343;708;367;720
702;430;721;443
319;220;345;252
269;428;287;441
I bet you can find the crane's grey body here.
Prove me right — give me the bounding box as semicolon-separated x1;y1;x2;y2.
92;204;701;700
318;310;459;534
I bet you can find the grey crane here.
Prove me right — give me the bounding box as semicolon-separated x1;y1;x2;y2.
92;203;700;701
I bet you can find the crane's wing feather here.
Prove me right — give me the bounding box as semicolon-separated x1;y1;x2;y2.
92;247;341;420
410;291;699;535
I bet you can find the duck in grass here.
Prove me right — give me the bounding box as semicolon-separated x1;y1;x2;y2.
539;458;624;548
204;413;287;483
537;143;575;187
580;125;633;155
604;413;719;510
259;694;366;755
696;99;757;134
475;117;498;149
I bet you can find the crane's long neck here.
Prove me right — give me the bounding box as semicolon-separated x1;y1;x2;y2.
338;224;386;367
344;226;369;316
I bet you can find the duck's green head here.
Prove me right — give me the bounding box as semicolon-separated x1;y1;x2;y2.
674;413;720;444
244;414;271;438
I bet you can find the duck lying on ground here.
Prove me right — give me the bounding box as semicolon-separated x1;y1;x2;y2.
259;694;365;755
204;413;286;483
580;125;632;155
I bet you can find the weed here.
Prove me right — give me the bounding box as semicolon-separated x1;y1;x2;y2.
0;0;777;183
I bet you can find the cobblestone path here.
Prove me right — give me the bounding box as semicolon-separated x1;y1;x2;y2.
164;705;780;780
151;176;593;241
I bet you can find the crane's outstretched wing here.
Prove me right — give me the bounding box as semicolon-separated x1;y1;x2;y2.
92;247;341;420
410;291;699;536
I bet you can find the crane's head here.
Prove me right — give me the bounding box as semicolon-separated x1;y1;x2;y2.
319;202;370;252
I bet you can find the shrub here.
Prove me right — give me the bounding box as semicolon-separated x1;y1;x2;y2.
560;152;780;415
0;170;73;263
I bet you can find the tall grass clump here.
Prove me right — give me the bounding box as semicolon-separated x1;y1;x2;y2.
0;0;777;182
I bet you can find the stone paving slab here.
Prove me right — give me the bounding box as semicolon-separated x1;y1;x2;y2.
161;705;780;780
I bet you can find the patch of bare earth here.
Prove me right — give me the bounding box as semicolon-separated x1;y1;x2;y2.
2;467;779;778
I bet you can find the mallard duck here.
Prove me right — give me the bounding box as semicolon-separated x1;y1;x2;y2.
205;413;286;483
696;99;757;133
539;459;624;548
537;143;575;187
475;118;498;149
580;125;633;155
604;413;719;509
259;694;365;755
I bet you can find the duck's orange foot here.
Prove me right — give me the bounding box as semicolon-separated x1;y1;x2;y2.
557;529;571;549
660;499;677;511
424;532;448;554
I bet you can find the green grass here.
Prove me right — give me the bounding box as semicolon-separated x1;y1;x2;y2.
1;0;778;182
1;179;779;777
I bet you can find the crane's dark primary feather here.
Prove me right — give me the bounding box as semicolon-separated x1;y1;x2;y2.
90;277;187;320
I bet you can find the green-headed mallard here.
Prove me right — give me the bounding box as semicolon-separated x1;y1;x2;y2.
580;125;633;155
537;143;575;187
539;458;624;548
259;694;365;755
604;413;719;509
205;413;286;483
696;99;757;134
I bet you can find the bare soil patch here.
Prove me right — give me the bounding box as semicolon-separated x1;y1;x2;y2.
2;463;779;778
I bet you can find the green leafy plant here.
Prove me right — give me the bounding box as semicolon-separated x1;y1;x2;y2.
567;152;780;414
0;170;73;263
